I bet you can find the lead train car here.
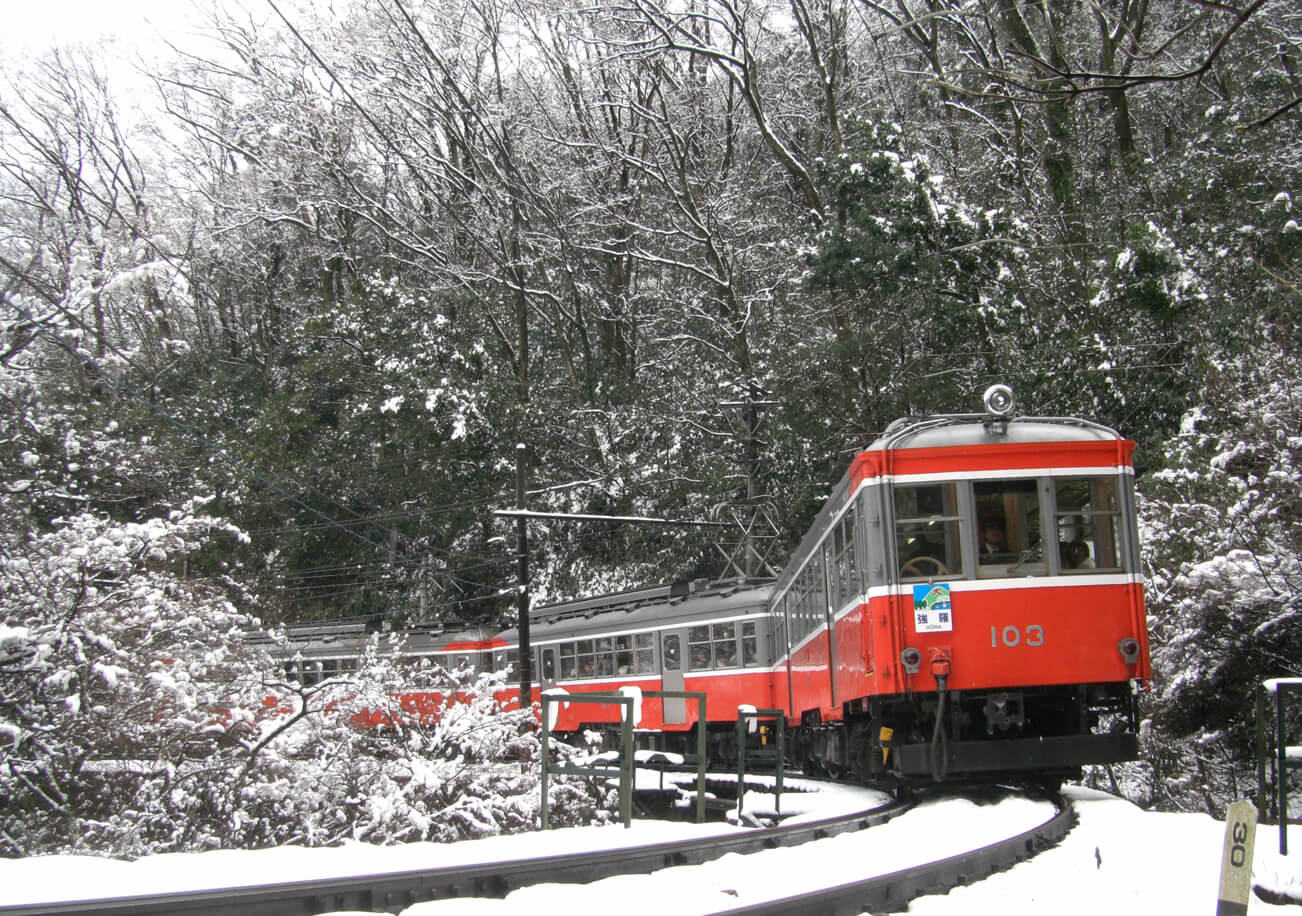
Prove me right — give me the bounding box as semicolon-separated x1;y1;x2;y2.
512;391;1150;783
775;394;1151;782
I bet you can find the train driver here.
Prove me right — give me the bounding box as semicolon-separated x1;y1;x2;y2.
979;518;1007;557
1063;538;1093;569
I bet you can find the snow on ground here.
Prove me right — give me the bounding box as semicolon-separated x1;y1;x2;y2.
1;779;1300;915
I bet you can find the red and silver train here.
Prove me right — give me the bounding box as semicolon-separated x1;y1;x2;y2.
270;387;1151;783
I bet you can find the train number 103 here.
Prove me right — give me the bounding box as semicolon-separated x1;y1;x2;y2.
991;624;1045;647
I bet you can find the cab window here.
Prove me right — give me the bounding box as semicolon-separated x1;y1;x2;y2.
895;483;964;580
1055;477;1124;572
975;478;1043;577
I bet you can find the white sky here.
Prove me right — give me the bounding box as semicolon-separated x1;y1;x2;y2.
0;0;208;55
2;782;1299;915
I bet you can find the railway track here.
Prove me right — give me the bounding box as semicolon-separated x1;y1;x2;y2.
0;788;1072;916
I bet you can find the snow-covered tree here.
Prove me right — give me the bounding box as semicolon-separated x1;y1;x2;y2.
1131;338;1302;813
0;507;260;854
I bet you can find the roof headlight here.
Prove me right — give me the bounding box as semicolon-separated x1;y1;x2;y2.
983;384;1015;418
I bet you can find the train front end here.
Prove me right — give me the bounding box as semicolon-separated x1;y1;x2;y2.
856;388;1151;782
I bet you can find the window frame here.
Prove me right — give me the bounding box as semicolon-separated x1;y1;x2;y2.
894;481;966;581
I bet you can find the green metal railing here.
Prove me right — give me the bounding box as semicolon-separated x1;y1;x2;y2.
643;690;708;824
735;707;785;819
541;693;633;829
1256;678;1302;854
539;690;711;829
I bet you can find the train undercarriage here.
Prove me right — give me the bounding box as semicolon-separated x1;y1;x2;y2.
808;681;1141;785
577;681;1141;788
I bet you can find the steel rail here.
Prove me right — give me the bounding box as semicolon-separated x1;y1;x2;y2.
0;795;915;916
711;792;1075;915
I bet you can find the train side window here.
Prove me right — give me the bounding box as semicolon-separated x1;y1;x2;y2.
741;621;759;666
634;633;655;674
542;648;555;680
662;634;681;671
577;639;595;677
974;479;1044;577
1055;477;1124;572
559;642;576;679
595;637;615;676
895;483;964;580
494;649;518;676
688;625;711;671
833;510;859;608
711;622;737;667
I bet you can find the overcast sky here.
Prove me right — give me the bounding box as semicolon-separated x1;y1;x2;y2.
0;0;203;53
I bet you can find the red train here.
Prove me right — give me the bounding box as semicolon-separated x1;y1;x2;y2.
271;387;1151;783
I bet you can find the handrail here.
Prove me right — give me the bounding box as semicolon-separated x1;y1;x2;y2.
736;708;785;819
641;689;708;823
540;693;634;828
1256;678;1302;854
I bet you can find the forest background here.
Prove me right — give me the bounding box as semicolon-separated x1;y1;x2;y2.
0;0;1299;859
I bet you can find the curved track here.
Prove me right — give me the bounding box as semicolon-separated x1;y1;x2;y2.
0;790;1072;916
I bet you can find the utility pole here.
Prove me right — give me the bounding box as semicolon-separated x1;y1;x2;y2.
515;443;532;713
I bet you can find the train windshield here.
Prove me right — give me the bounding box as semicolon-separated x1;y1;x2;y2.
974;478;1043;576
1055;477;1123;572
895;483;964;581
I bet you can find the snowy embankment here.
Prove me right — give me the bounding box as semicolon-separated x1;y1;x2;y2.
1;782;1300;915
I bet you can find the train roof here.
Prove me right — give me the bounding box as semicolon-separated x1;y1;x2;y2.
499;578;774;642
246;622;500;658
871;415;1124;451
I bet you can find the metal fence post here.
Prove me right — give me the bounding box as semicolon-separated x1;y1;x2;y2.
540;694;553;831
735;708;785;821
1262;678;1302;855
1279;685;1289;856
1257;685;1268;824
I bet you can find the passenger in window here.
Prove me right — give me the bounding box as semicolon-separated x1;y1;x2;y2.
690;645;710;670
580;657;595;677
1064;539;1093;569
714;644;735;668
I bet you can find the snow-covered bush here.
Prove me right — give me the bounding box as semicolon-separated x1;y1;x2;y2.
0;508;608;857
219;651;605;849
0;507;262;855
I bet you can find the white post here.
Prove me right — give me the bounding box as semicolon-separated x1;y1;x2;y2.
1216;800;1257;916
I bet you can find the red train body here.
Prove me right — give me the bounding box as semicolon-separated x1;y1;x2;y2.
269;390;1151;783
